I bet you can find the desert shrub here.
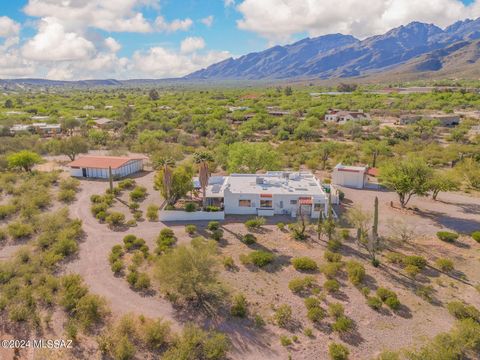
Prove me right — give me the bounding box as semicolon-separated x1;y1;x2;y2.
291;257;318;271
471;231;480;243
184;202;197;212
106;212;125;229
332;316;353;333
111;259;124;275
416;285;435;302
123;235;146;252
91;202;108;217
254;314;265;328
58;189;76;203
126;270;138;287
0;229;6;242
276;222;285;230
376;351;400;360
328;303;345;319
304;327;314;337
288;276;317;294
437;231;459;243
367;296;383;310
340;229;350;240
307;306;326;323
8;222;34;239
133;211;142;221
118;179;136;190
130;186;147;202
146;205;159;221
230;294;248;317
324;279;340;293
346;261;365;285
245;217;266;230
59;178;80;191
385;296;401;310
385;252;405;265
324;250;342;263
361;286;370;297
74;294;108;330
240;251;275;267
129;202;140;211
211;229;223;241
403;255;427;269
207;221;220;231
223;256;235;270
304;297;320;310
327;238;342;252
185;224;197;235
447;301;480;322
274;304;293;328
109;245;124;263
113;335;136;360
134;273;151;291
143;318;172;350
320;262;343;278
376;288;397;302
156;228;176;254
405;264;421;277
204;205;220;212
0;204;17;219
279;335;292;347
329;342;349;360
435;258;454;272
162;324;230;360
241;233;257;245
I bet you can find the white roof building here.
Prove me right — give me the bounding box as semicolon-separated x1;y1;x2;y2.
198;172;336;218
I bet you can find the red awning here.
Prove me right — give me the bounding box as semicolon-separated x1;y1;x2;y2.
298;197;312;205
367;167;379;177
260;194;273;198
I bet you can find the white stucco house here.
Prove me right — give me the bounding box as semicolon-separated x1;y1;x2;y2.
68;156;144;179
325;109;371;124
199;172;337;219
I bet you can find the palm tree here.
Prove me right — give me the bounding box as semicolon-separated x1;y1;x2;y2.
158;157;175;205
193;151;214;209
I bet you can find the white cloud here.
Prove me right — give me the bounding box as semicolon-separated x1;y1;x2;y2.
0;48;35;78
224;0;235;7
24;0;153;33
133;46;230;77
0;16;20;38
236;0;480;40
105;37;121;53
180;36;206;53
46;67;73;80
21;17;95;61
200;15;214;27
155;16;193;32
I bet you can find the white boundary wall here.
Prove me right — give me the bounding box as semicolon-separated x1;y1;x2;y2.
158;210;225;221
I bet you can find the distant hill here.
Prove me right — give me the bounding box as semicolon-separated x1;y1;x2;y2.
186;18;480;81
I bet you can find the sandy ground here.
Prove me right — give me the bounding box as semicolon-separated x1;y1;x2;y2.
60;173;480;360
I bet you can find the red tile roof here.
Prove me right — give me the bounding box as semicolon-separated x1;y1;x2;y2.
366;167;379;177
68;156;143;169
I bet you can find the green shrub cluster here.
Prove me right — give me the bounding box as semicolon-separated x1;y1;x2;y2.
291;257;318;271
346;260;365;285
156;228;176;254
436;231;459;243
130;186;147;202
240;250;275;267
376;287;401;310
230;293;248;318
241;233;257;245
146;204;159;221
288;276;317;295
245;217;266;230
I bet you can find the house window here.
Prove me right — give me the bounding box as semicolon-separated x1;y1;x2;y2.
290;199;297;205
279;201;283;209
314;203;322;211
239;199;251;207
260;199;273;208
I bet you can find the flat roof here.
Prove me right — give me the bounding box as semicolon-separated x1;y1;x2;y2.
335;164;367;172
225;172;325;197
68;156;143;169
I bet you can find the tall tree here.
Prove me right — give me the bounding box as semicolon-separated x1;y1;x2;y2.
154;164;193;206
58;136;89;161
428;171;459;200
194;152;214;209
379;157;433;208
158;157;175;204
227;143;281;173
149;89;160;101
362;140;390;168
7;150;42;172
318;142;337;170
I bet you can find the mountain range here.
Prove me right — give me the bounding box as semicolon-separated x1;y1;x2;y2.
185;18;480;81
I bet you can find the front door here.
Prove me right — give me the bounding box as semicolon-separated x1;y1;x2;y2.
82;168;87;177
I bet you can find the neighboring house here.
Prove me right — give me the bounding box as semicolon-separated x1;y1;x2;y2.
227;106;250;112
398;115;422;125
10;124;33;135
31;115;50;121
32;123;62;136
199;172;336;218
426;114;461;126
93;118;114;129
68;156;144;179
267;106;291;116
324;109;370;124
83;105;95;110
332;164;374;189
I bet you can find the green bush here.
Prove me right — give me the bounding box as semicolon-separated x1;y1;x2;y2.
320;262;343;279
230;294;248;318
385;252;405;265
130;186;147;202
385;296;401;310
329;342;349;360
7;222;34;239
288;276;317;294
123;235;146;251
58;189;76;203
111;259;124;275
346;261;365;285
403;255;427;269
185;224;197;235
279;335;292;347
328;303;345;319
118;179;136;190
324;250;342;263
437;231;459;243
113;335;136;360
204;205;221;212
134;273;151;291
245;217;266;230
184;202;197;212
447;301;480;322
223;256;235;270
156;228;176;253
327;238;342;252
376;288;397;302
332;316;353;333
211;229;223;241
307;306;326;323
0;204;16;219
146;205;159;221
274;304;292;328
471;231;480;243
291;257;318;271
367;296;383;310
276;222;285;230
207;221;220;231
405;264;421;278
304;297;320;310
143;318;171;350
435;258;454;272
241;233;257;245
324;279;340;293
106;212;126;229
240;251;275;267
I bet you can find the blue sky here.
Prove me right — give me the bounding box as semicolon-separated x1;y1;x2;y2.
0;0;477;80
